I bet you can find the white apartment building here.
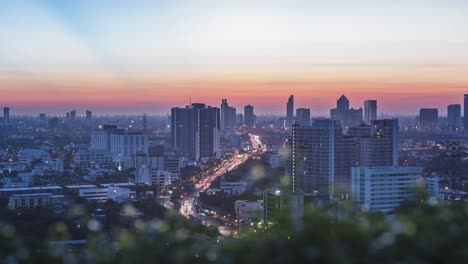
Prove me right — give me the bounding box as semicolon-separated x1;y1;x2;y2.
351;166;436;213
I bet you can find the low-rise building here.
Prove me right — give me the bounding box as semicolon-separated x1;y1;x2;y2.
107;185;136;202
220;180;247;196
234;200;264;223
8;193;53;210
79;188;108;202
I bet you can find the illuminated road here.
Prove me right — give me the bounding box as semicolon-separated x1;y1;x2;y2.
179;133;263;236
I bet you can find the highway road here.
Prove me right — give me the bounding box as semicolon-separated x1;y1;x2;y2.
179;133;263;236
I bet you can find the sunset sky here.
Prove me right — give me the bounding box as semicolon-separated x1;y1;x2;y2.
1;0;468;115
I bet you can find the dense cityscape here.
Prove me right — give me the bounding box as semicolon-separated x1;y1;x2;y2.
0;93;467;261
1;1;468;263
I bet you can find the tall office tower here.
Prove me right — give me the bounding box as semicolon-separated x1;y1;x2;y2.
364;100;377;124
171;103;220;161
419;108;438;130
244;105;255;128
220;99;236;132
348;108;363;127
447;104;461;129
86;110;92;121
70;110;76;121
286;95;294;126
330;95;350;126
290;119;343;196
464;94;468;136
91;125;119;151
66;112;70;120
295;108;311;126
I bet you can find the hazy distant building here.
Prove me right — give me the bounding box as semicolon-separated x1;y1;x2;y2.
464;94;468;136
295;108;311;126
348;108;363;127
86;110;92;121
220;99;236;132
330;95;362;127
244;105;255;128
447;104;461;129
70;110;76;121
286;95;294;127
364;100;377;124
171;103;220;161
236;113;244;126
3;107;10;124
419;108;438;129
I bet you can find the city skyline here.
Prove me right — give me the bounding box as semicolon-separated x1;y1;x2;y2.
1;0;468;115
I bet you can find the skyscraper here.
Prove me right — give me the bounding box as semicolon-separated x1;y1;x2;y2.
295;108;311;126
220;99;236;132
244;105;255;128
2;107;10;124
286;95;294;126
464;94;468;136
171;103;220;161
364;100;377;124
447;104;461;129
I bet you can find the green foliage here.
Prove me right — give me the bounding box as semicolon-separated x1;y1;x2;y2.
0;201;467;263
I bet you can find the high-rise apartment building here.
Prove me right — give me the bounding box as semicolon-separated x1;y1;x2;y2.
244;105;255;128
291;119;342;195
364;100;377;124
290;118;399;196
295;108;311;126
286;95;294;126
171;103;220;161
447;104;461;129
